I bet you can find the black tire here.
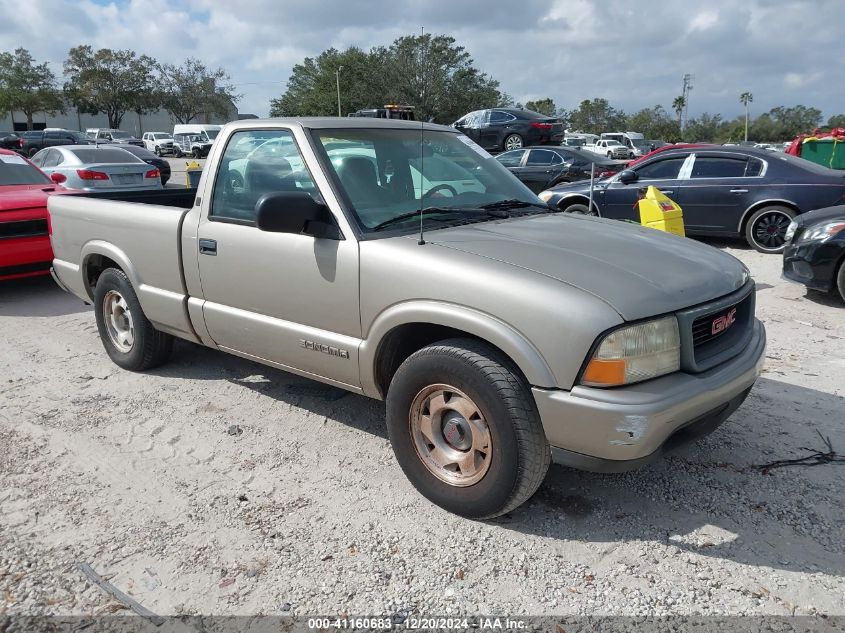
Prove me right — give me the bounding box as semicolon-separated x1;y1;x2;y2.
745;206;796;254
502;134;523;151
607;152;613;159
836;258;845;303
563;202;596;216
386;338;550;519
28;147;38;158
154;146;161;156
93;268;173;371
192;148;201;159
174;148;183;158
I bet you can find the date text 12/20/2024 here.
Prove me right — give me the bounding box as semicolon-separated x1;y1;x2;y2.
307;617;528;630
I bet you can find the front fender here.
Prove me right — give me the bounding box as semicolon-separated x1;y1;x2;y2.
358;300;557;398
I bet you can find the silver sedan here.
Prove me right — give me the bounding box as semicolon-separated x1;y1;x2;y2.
30;145;164;191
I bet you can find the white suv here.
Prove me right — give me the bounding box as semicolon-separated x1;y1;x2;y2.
142;132;174;156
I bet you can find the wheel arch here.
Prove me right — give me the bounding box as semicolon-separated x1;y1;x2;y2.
555;193;601;215
360;301;557;399
80;241;140;301
737;199;800;234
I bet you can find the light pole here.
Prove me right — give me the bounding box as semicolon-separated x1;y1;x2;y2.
336;66;343;117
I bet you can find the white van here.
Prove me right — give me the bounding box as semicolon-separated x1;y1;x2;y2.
172;124;222;144
600;131;648;156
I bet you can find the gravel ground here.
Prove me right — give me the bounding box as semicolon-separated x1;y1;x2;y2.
0;238;843;619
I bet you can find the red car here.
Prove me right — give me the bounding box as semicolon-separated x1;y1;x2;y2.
0;149;66;281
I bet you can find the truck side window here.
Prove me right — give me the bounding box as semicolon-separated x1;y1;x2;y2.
211;129;317;223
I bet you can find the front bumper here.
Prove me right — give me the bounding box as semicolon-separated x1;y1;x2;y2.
782;239;840;292
532;318;765;471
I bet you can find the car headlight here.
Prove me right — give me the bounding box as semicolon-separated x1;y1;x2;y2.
798;221;845;243
538;190;554;202
581;316;680;387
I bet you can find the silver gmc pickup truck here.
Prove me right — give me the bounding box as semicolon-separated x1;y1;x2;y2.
49;118;766;518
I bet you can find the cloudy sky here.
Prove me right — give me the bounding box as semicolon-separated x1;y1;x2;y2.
1;0;843;122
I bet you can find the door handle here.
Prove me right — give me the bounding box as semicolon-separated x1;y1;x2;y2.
198;238;217;256
730;189;748;194
659;189;673;195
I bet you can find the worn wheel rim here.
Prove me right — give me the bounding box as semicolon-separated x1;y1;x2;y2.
102;290;135;353
409;384;492;487
753;211;791;250
504;135;522;150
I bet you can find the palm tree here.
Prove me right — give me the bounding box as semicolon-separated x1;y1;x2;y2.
672;96;686;126
740;91;753;142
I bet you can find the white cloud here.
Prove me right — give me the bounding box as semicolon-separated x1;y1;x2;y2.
0;0;842;119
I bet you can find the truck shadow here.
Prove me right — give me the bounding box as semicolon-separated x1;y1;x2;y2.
152;345;844;578
0;275;89;318
498;376;845;578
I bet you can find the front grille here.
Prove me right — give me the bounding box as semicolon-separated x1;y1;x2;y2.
0;219;48;240
676;281;756;373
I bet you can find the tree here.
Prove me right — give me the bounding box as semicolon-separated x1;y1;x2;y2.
624;105;679;141
827;114;845;129
740;91;753;142
524;98;556;117
158;58;240;124
0;48;64;129
568;98;626;134
767;105;822;138
270;47;373;117
63;46;158;129
683;112;723;142
270;34;505;123
672;96;686;125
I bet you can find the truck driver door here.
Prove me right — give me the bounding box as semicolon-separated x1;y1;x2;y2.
195;128;361;389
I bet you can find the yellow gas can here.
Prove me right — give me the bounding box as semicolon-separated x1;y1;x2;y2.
637;185;685;237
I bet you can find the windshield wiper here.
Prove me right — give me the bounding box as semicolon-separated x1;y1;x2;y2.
479;199;554;212
371;206;509;232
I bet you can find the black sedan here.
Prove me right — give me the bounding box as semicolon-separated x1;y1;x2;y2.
496;146;620;193
783;205;845;301
108;144;171;186
452;108;563;152
0;131;20;151
539;146;845;253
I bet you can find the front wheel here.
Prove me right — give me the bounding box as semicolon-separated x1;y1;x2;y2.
386;338;550;519
836;260;845;303
745;206;796;253
94;268;173;371
563;202;596;216
503;134;523;151
154;146;161;156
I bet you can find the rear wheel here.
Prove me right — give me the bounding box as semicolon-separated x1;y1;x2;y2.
94;268;173;371
563;202;596;216
386;338;550;519
745;206;796;253
503;134;523;151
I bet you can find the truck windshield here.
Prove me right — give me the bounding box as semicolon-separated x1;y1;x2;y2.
206;129;220;139
312;128;541;233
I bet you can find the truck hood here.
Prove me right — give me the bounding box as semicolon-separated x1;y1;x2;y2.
422;213;748;321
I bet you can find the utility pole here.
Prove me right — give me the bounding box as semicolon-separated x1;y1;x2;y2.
336;66;343;117
681;73;694;129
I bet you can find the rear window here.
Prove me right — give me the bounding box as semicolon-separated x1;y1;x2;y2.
0;154;51;185
70;148;143;163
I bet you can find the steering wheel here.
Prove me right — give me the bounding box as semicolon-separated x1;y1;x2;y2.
422;184;458;199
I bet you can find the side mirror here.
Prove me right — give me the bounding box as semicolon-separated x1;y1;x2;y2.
618;169;638;185
50;172;67;184
255;191;342;240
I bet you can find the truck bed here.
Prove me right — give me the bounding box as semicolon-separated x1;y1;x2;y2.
49;189;198;341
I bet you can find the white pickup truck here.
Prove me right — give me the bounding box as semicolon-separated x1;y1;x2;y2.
48;118;765;518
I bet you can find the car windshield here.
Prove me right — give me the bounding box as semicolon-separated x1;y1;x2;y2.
312;128;542;233
0;154;51;185
71;148;143;163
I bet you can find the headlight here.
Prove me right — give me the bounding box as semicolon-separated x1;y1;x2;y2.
581;316;680;387
538;190;554;202
784;220;798;243
798;221;845;243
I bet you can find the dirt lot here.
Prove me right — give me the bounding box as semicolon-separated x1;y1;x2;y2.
0;238;843;619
